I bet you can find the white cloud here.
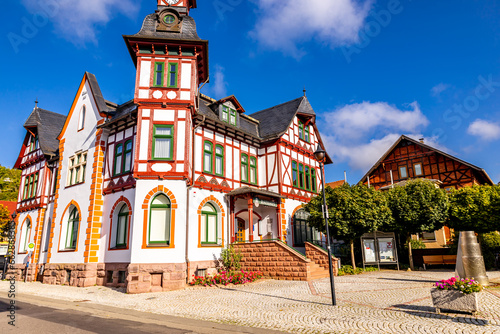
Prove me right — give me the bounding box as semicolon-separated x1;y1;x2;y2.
431;83;450;97
323;101;429;140
319;101;445;174
21;0;139;44
250;0;373;58
467;119;500;141
201;65;228;100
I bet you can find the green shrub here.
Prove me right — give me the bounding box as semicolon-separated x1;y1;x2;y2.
405;239;426;250
220;245;243;272
337;265;378;276
480;232;500;269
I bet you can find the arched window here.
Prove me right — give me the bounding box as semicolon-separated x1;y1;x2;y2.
293;209;320;247
78;105;86;131
203;141;213;173
215;145;224;176
201;203;218;245
115;205;129;248
65;207;79;249
20;219;31;253
149;194;171;245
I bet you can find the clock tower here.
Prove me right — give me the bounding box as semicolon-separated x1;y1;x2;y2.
123;0;208;182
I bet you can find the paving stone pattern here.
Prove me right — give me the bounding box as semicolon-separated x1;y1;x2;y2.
3;270;500;333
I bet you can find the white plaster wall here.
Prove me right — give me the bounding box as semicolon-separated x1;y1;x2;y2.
130;179;187;264
38;202;54;264
100;189;136;263
186;188;228;262
50;80;103;264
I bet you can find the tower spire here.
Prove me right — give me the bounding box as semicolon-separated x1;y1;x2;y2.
303;86;306;97
35;98;38;109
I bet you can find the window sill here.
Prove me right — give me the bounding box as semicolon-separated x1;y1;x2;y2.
65;182;85;189
148;159;174;162
149;86;179;90
58;249;77;252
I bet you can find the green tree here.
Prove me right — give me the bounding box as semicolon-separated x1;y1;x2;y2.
304;184;393;270
0;204;11;242
0;165;21;201
385;179;449;269
448;184;500;233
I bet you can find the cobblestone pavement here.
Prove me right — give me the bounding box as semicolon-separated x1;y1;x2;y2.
2;270;500;333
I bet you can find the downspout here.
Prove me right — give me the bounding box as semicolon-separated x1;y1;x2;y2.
185;76;209;283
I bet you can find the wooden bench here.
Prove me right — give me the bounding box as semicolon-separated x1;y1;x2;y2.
422;255;457;270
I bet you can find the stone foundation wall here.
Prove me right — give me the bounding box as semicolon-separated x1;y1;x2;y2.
126;263;187;294
5;264;26;281
42;263;99;287
233;241;312;281
305;242;339;276
188;260;219;282
101;263;129;287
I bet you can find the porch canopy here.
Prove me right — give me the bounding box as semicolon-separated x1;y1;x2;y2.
226;187;285;243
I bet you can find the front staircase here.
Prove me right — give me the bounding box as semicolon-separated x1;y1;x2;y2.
309;261;330;280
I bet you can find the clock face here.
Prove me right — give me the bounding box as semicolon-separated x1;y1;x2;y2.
164;0;180;5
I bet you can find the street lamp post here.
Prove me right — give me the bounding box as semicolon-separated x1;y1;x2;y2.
314;146;337;306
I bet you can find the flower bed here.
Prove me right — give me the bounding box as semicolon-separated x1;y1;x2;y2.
190;270;263;287
435;276;482;294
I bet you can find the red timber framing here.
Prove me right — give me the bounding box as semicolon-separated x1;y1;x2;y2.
361;135;494;189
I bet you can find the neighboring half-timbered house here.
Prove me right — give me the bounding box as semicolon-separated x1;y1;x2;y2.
360;135;494;247
10;0;333;292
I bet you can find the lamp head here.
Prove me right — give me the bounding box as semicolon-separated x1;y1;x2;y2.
314;145;326;162
11;212;17;220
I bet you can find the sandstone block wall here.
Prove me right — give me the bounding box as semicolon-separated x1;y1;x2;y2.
126;263;187;294
305;242;339;276
42;263;99;287
233;241;312;281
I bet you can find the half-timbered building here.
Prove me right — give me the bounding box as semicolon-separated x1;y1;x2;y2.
10;0;333;292
360;135;494;247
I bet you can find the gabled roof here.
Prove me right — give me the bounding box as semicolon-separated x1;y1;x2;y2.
359;135;494;185
23;107;66;156
210;95;246;113
326;180;346;189
250;96;315;140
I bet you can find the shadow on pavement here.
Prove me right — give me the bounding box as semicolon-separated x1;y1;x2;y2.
378;277;436;283
219;286;333;306
390;304;489;327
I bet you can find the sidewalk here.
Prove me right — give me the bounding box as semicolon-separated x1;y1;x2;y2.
2;270;500;334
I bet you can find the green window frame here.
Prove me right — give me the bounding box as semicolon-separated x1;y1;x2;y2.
215;145;224;177
115;205;129;248
201;203;218;245
154;62;164;87
29;135;38;152
26;175;33;199
148;194;171;245
23;175;30;200
298;163;305;189
298;121;304;140
203;141;213;174
22;219;31;252
222;106;229;123
292;161;298;187
65;207;79;250
31;173;38;198
241;154;249;183
123;140;133;173
305;126;310;143
52;169;58;195
311;168;317;193
305;166;310;191
167;63;178;88
249;157;257;185
152;125;174;160
114;143;123;176
230;109;237;126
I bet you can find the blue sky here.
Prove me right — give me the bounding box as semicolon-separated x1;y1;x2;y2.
2;0;500;184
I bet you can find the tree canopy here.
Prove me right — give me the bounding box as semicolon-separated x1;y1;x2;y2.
0;165;21;201
448;185;500;233
0;204;11;241
385;179;449;236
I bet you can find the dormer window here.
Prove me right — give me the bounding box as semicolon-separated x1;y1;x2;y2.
221;105;237;126
28;134;38;152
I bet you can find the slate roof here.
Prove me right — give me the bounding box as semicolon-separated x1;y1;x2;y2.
226;186;285;199
250;96;315;140
128;13;202;41
24;107;66;156
86;72;108;113
101;99;137;127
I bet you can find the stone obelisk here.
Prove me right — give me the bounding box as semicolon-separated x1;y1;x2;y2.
457;231;489;286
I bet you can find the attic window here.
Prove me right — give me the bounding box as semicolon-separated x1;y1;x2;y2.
298;120;309;143
221;106;237;126
78;105;86;131
28;134;38;152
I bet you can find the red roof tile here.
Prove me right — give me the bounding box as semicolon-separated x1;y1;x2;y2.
0;201;17;214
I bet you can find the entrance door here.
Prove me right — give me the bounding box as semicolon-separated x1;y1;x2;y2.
236;218;246;242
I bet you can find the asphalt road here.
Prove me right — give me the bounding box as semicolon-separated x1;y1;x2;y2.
0;294;284;334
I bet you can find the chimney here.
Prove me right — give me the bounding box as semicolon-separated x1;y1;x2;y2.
419;138;424;144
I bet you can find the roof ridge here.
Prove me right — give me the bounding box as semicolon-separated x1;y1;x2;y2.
250;96;304;117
